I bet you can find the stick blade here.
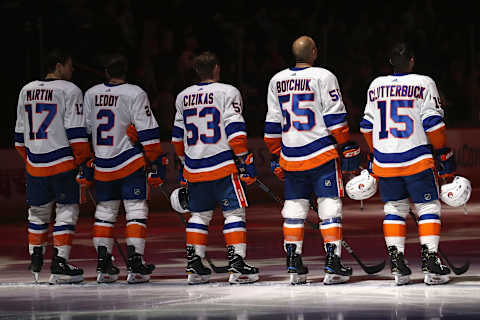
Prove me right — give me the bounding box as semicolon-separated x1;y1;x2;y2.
452;261;470;275
362;260;386;274
205;256;230;274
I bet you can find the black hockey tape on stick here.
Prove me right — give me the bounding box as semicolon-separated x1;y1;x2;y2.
407;208;469;275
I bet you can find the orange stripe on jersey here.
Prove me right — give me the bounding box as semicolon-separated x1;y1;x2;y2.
53;233;73;247
95;157;146;182
228;135;248;156
184;163;237;183
93;225;114;238
143;142;163;163
126;224;146;239
362;132;374;153
264;137;281;156
283;226;304;242
26;159;76;177
172;141;185;158
28;232;48;246
330;125;350;145
71;142;92;166
321;226;342;243
15;146;27;161
224;231;246;245
186;232;208;246
426;126;446;150
418;223;441;237
280;148;339;172
383;223;406;237
373;158;434;177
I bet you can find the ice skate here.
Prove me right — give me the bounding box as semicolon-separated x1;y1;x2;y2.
96;246;120;283
49;248;83;284
387;246;411;285
286;243;308;285
29;246;43;283
323;243;352;285
421;245;450;285
126;246;155;284
227;246;259;284
186;245;211;284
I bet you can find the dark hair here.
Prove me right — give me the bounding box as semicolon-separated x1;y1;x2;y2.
193;51;219;80
104;53;128;78
389;42;414;70
45;48;72;73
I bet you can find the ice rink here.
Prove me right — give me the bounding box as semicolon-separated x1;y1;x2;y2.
0;187;479;319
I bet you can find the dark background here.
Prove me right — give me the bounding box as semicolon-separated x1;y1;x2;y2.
1;0;479;146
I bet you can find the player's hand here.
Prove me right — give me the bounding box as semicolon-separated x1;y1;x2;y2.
236;153;257;185
147;154;168;188
178;164;187;186
435;147;456;180
76;159;94;188
270;154;284;182
127;125;139;144
340;141;361;173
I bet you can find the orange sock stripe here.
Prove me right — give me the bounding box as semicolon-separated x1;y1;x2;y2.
383;223;406;237
418;222;441;237
53;234;73;246
321;226;342;243
186;232;208;246
224;231;246;246
28;232;48;246
126;224;146;239
93;225;114;238
283;226;304;242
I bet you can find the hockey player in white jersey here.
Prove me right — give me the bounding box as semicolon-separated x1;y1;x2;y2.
171;51;259;284
360;43;452;285
14;48;90;284
83;53;166;283
265;36;359;285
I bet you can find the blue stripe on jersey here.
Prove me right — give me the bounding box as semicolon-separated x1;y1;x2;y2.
374;144;432;164
223;221;246;230
225;122;246;138
29;222;49;230
14;132;24;143
185;150;233;170
187;222;208;231
323;113;347;128
419;213;440;221
264;122;282;134
137;127;160;143
95;146;142;168
384;214;406;222
422;116;444;131
321;217;342;225
172;126;184;139
53;225;75;232
66;127;88;140
284;218;304;225
360;118;373;129
26;147;73;164
282;135;335;157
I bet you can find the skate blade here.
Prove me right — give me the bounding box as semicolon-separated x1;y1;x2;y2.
424;273;450;285
48;274;83;285
323;273;349;285
394;274;410;286
127;272;150;284
228;272;259;284
187;273;210;285
289;273;307;285
97;272;118;283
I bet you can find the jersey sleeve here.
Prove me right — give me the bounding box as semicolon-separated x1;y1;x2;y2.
264;78;282;156
14;89;27;161
171;94;185;160
360;82;375;152
224;87;248;156
320;72;349;145
421;77;446;150
64;86;90;165
131;90;162;162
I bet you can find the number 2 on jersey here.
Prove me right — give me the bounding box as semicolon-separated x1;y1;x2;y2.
278;93;315;132
97;109;115;145
25;103;57;140
377;99;414;139
184;107;221;146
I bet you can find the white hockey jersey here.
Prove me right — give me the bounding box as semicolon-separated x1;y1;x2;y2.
172;82;247;182
14;79;88;177
360;73;445;177
84;83;161;181
264;67;349;171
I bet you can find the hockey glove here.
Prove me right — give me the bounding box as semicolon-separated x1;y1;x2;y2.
147;154;168;188
76;159;94;204
270;154;285;181
126;124;139;144
435;147;456;180
178;164;187;186
367;153;374;174
236;153;257;185
340;141;361;173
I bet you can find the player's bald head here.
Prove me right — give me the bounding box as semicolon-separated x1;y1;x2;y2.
292;36;317;64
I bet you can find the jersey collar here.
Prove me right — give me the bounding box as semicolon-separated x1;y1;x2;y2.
392;73;409;76
104;82;126;87
289;67;310;71
197;82;215;86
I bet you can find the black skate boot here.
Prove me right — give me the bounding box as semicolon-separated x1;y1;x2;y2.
126;245;155;284
227;246;259;284
323;243;352;284
96;246;120;283
49;248;83;284
421;245;450;285
29;246;43;283
387;246;411;285
186;245;211;285
286;243;309;285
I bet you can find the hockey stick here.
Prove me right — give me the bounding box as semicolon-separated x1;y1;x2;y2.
407;208;469;275
255;178;385;274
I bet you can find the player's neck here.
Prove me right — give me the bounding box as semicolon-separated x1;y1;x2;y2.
199;79;216;83
295;62;312;68
108;78;126;85
44;72;61;80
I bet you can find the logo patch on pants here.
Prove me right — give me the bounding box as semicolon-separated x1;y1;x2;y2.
324;179;332;187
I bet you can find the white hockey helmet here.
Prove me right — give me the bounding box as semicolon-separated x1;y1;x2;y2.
346;169;378;200
170;187;190;213
440;176;471;207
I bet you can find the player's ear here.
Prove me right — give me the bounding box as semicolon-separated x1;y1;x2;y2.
388;58;393;66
